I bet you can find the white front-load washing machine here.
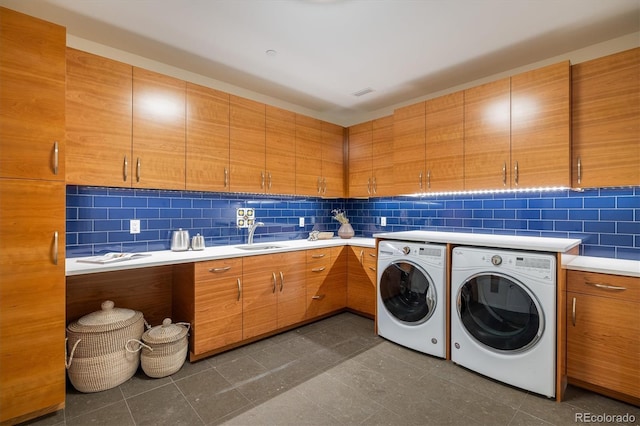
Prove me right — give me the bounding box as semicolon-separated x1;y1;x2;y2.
377;240;446;357
451;246;557;398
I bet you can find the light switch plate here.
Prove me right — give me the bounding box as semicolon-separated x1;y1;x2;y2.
380;217;387;227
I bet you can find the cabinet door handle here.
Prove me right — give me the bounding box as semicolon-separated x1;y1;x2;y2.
272;272;277;293
317;177;321;194
368;267;376;272
224;167;229;188
502;162;507;186
52;231;59;265
368;253;376;258
311;253;326;259
136;157;141;182
418;171;423;190
322;177;327;195
209;266;231;273
514;161;519;186
268;172;272;190
123;155;128;182
237;278;242;301
585;281;627;291
372;176;377;194
52;141;59;175
367;178;371;195
571;297;576;326
427;170;431;189
311;266;326;272
279;271;284;292
359;250;364;264
312;295;325;300
577;156;581;185
261;171;265;189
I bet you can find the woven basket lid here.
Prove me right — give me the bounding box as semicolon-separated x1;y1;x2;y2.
68;300;143;333
142;318;188;344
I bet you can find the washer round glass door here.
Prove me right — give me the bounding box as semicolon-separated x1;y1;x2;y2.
379;260;436;324
456;273;544;352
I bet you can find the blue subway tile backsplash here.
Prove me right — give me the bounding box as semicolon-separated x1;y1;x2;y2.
66;186;640;261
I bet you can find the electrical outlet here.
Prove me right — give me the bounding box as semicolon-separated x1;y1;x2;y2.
380;217;387;227
130;219;140;234
299;217;305;227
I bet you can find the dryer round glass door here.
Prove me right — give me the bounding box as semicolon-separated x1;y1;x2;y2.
379;261;436;324
456;273;544;352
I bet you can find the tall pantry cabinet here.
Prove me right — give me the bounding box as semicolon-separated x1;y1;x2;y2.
0;7;66;424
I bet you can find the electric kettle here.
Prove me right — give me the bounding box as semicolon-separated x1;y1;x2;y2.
170;229;190;251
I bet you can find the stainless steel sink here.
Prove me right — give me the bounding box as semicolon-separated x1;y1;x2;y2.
235;244;285;251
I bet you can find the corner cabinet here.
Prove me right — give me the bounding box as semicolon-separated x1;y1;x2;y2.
347;246;377;317
571;47;639;188
566;270;640;405
306;247;347;318
0;7;66;424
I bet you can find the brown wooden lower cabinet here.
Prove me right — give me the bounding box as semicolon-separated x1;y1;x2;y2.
305;247;347;319
173;258;243;358
347;246;377;317
566;270;640;405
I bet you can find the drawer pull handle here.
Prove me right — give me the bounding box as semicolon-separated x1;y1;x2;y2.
209;266;231;273
311;254;326;259
237;278;242;301
272;272;277;293
311;266;326;272
359;250;364;264
368;267;376;272
586;281;627;291
280;271;284;292
368;253;376;258
571;297;576;326
312;295;325;300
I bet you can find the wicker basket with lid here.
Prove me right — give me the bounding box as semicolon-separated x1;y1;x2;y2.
66;300;144;392
132;318;189;378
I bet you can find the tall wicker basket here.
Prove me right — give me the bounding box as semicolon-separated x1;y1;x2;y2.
129;318;189;378
66;300;144;393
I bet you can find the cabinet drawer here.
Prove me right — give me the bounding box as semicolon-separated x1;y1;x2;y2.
567;270;640;303
194;258;242;281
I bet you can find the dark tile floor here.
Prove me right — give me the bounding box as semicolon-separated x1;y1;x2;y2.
23;313;639;426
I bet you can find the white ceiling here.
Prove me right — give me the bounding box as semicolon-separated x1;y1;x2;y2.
2;0;639;125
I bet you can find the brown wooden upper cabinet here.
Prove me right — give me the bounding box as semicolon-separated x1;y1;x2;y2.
186;83;230;192
229;95;266;193
266;105;296;195
349;115;394;197
425;91;464;192
132;67;186;190
393;102;426;194
511;61;570;188
0;7;65;181
296;115;345;197
464;78;512;190
465;62;570;190
572;47;639;188
66;49;133;187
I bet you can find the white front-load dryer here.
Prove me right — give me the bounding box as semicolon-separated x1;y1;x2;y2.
451;246;557;398
377;240;446;357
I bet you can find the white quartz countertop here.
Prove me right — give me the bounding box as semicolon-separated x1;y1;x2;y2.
564;256;640;278
373;231;581;253
66;237;375;276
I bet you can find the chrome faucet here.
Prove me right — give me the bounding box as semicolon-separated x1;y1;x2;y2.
247;221;264;245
